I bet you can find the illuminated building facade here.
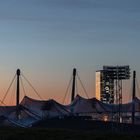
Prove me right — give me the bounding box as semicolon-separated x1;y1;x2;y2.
96;70;114;104
96;66;130;104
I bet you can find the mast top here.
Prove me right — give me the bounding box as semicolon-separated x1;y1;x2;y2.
73;68;76;76
16;69;21;76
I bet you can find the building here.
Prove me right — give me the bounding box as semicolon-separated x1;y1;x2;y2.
96;65;130;104
96;70;114;104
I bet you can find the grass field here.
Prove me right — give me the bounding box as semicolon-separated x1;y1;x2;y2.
0;128;140;140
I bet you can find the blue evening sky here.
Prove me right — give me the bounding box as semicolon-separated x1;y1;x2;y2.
0;0;140;104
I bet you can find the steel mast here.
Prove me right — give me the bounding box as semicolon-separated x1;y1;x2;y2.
132;71;136;125
16;69;20;118
71;68;76;102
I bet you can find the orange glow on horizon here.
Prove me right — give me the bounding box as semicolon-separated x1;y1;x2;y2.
0;69;134;106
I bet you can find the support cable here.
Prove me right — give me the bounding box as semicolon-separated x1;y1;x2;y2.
0;100;7;106
20;77;26;96
0;74;16;115
129;81;133;101
9;79;16;105
2;74;16;104
136;78;140;98
76;78;79;95
21;74;43;100
62;75;73;104
77;73;89;99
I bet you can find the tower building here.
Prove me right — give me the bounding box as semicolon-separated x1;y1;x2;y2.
96;70;114;104
96;65;130;104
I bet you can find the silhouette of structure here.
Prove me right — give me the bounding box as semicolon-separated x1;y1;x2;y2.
16;69;21;119
96;70;114;103
96;66;130;104
132;71;136;124
0;68;139;129
71;68;76;102
96;66;130;123
16;69;20;107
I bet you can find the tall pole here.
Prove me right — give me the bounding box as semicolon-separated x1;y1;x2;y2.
132;71;136;100
71;68;76;102
16;69;20;108
132;71;136;125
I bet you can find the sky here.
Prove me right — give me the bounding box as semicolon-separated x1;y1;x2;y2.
0;0;140;105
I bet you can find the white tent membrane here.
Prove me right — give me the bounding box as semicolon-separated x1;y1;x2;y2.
0;95;140;127
0;105;40;127
0;106;16;117
70;95;140;113
67;95;106;114
20;96;70;119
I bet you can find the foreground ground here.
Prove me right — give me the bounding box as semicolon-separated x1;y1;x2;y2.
0;128;140;140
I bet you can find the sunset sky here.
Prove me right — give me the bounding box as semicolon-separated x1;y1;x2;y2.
0;0;140;105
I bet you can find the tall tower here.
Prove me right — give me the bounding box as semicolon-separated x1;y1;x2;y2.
16;69;20;107
96;66;130;105
132;71;136;124
96;70;114;104
16;69;20;119
71;68;76;102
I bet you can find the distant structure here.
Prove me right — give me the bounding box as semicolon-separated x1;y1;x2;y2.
16;69;21;119
96;70;114;104
96;66;130;104
132;71;136;124
71;68;77;102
